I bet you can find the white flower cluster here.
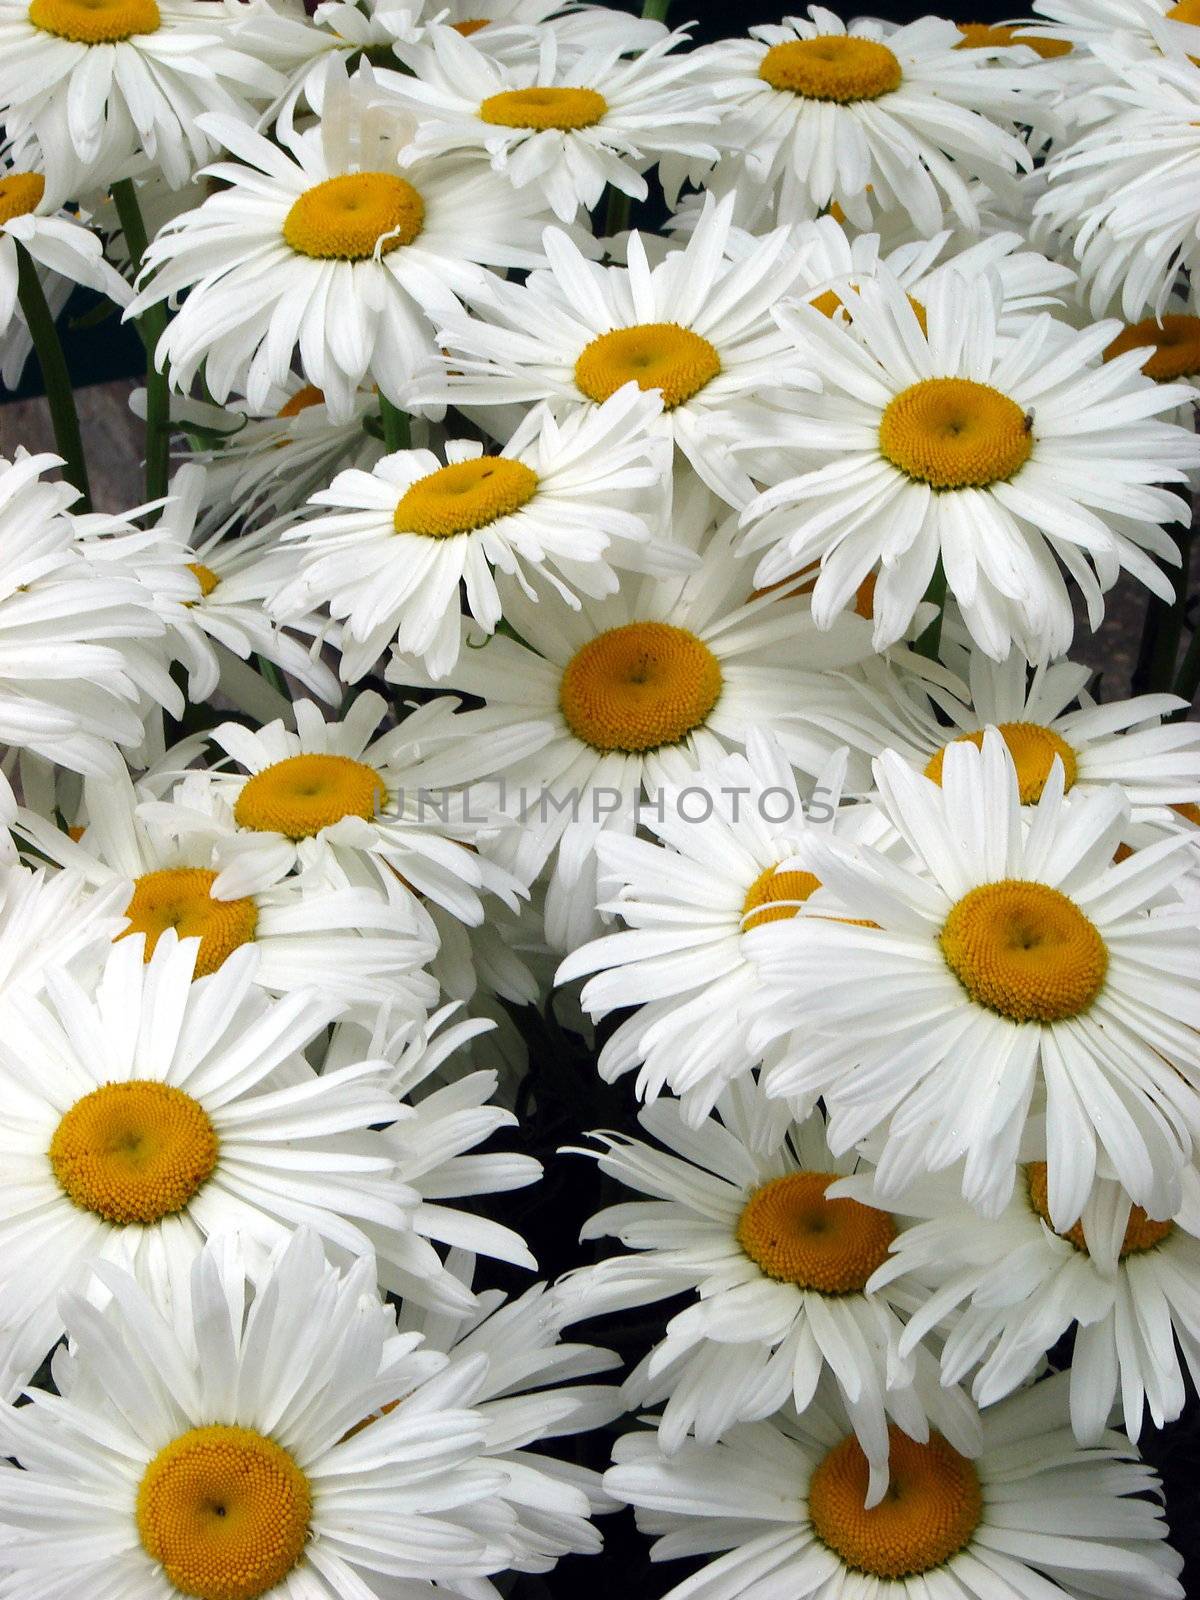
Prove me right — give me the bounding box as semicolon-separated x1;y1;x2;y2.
0;0;1199;1597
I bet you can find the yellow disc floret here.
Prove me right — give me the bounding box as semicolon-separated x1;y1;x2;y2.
187;563;221;601
939;879;1107;1023
119;868;258;978
758;36;902;102
574;323;721;410
879;378;1033;489
559;621;722;752
479;86;607;129
452;16;489;34
736;1171;895;1293
0;171;45;225
28;0;159;41
924;722;1078;805
276;384;325;419
809;1427;983;1578
1104;315;1200;383
811;285;928;335
233;754;385;839
955;21;1072;56
283;173;424;260
394;456;539;537
1026;1161;1173;1258
742;865;822;930
137;1425;312;1600
49;1080;219;1225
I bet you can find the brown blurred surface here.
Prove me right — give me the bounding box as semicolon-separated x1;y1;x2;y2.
1;381;1197;707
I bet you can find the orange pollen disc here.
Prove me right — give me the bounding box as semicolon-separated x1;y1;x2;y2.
1025;1162;1173;1257
742;864;821;930
736;1171;895;1293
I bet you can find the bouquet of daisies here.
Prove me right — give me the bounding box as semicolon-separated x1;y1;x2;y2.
0;0;1199;1595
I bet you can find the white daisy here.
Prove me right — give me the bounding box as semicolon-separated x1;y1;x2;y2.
132;69;555;420
377;25;718;222
1036;50;1200;320
0;1228;525;1597
605;1370;1184;1600
15;762;439;1020
739;270;1200;661
420;191;821;507
0;0;281;190
395;1258;623;1578
796;639;1200;818
384;485;878;949
0;153;132;389
272;385;676;682
0;933;421;1400
857;1158;1200;1446
556;733;875;1120
698;6;1034;232
0;860;128;1002
745;732;1200;1227
141;691;527;923
558;1081;979;1505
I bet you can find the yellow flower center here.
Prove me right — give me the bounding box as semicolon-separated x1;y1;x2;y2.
742;864;822;931
282;173;424;261
0;171;45;226
276;384;325;419
137;1425;311;1600
751;561;877;620
1025;1161;1172;1258
1167;0;1200;20
27;0;159;41
119;868;258;979
1104;314;1200;383
233;753;385;840
574;323;721;410
811;285;928;335
758;36;902;102
49;1080;218;1225
955;21;1072;56
479;86;607;129
736;1171;895;1293
939;879;1107;1024
1173;800;1200;828
879;378;1033;490
452;16;489;34
809;1428;982;1579
924;722;1078;805
559;621;722;752
393;456;540;537
187;562;221;601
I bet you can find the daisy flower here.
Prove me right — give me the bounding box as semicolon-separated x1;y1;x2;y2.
272;385;673;681
0;0;281;190
699;7;1033;232
0;451;177;792
1036;51;1200;320
0;933;421;1400
395;1260;623;1578
384;488;878;949
859;1159;1200;1447
796;640;1200;819
132;70;554;420
378;25;718;222
556;734;874;1121
605;1370;1184;1600
15;763;439;1020
143;691;528;923
745;733;1200;1227
421;192;821;507
559;1081;979;1505
0;153;132;388
0;1228;526;1597
739;271;1200;661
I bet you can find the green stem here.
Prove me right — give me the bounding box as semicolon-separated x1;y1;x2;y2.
1172;622;1200;710
1144;518;1195;694
14;242;90;510
641;0;672;18
913;557;947;661
111;177;170;511
378;395;411;453
604;187;631;240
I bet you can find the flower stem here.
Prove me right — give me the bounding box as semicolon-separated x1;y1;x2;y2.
1173;621;1200;709
378;395;411;453
913;557;947;661
1142;517;1195;694
14;242;90;510
642;0;672;19
111;177;170;512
